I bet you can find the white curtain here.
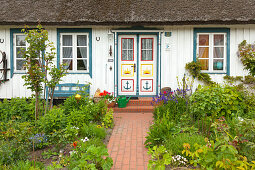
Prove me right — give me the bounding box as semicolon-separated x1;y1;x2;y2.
62;35;72;69
77;35;87;70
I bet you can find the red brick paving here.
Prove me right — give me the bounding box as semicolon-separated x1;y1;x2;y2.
107;112;153;170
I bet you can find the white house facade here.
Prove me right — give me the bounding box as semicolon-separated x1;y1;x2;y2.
0;0;254;99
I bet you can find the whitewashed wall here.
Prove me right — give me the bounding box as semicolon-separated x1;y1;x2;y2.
0;25;254;99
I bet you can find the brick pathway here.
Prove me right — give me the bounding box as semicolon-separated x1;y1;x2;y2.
107;112;153;170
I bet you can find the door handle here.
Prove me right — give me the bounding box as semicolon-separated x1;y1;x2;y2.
131;64;136;72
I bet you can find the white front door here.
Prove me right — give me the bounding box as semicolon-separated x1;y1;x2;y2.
118;34;157;96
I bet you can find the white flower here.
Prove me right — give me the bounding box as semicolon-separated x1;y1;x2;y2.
69;150;77;156
81;137;89;142
238;117;244;121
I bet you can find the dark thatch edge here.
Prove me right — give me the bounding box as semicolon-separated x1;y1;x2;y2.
1;20;255;26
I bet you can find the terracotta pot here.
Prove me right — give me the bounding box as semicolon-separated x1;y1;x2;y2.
108;101;116;108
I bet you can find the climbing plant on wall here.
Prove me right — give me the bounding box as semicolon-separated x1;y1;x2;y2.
185;61;214;85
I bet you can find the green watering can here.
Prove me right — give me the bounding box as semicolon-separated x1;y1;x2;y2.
116;96;131;108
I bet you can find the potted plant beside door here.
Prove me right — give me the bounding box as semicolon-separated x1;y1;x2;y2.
99;90;116;108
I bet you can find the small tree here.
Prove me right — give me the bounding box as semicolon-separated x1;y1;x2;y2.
22;24;66;119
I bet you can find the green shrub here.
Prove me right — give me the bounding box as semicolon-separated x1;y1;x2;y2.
38;107;67;135
68;141;113;170
0;98;39;123
67;105;94;128
62;95;89;115
190;85;245;120
164;133;206;156
145;118;180;148
0;121;33;165
79;124;106;140
102;109;114;128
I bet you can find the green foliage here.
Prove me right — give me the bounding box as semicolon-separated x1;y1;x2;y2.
148;145;172;170
62;94;89;115
38;107;67;135
67;105;94;128
153;95;188;123
164;133;206;156
185;61;214;85
0;98;40;123
238;40;255;76
0;160;45;170
145;118;180;148
102;109;114;128
190;85;245;119
80;124;106;140
68;141;113;170
0;121;34;165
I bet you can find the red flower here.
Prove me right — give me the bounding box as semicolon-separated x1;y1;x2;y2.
73;141;77;148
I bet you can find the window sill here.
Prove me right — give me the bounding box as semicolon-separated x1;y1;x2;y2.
201;71;227;74
66;72;90;74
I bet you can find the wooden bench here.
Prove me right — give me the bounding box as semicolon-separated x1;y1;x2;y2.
46;83;90;99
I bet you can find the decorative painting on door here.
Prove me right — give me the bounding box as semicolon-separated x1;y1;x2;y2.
118;34;157;96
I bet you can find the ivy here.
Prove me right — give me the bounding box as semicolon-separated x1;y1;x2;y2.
185;61;215;85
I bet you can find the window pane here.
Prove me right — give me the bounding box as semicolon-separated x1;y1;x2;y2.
128;39;133;49
63;47;73;58
213;59;224;70
16;35;26;46
77;35;87;46
16;60;25;70
142;50;146;60
16;47;25;58
77;59;87;70
122;50;127;60
213;47;224;58
147;39;153;49
214;34;224;46
198;59;209;70
62;35;72;46
63;59;72;70
77;47;87;59
142;39;147;49
128;50;133;60
198;47;209;58
199;35;209;46
122;39;127;49
147;50;152;60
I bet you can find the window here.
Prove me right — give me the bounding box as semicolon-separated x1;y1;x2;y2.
194;28;230;74
141;38;153;61
14;34;27;71
60;33;89;71
121;38;134;61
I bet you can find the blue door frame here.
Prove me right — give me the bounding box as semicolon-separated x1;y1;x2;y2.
115;32;161;97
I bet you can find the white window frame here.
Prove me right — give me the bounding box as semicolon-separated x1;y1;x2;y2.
13;33;28;72
60;33;89;72
197;33;227;73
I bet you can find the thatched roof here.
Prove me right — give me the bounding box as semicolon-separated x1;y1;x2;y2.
1;0;255;25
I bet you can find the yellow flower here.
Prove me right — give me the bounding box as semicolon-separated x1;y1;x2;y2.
97;125;102;128
183;143;190;150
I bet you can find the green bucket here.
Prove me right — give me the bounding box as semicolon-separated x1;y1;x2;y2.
116;96;131;108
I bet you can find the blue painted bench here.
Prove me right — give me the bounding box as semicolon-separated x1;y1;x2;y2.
46;83;90;99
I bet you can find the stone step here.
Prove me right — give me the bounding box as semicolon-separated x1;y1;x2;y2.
126;99;153;106
113;105;154;113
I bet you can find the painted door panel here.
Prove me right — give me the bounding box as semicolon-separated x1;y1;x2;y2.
118;34;157;96
118;35;137;96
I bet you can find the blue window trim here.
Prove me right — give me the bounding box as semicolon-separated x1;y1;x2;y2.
10;28;25;78
115;32;160;97
193;28;230;75
57;28;92;78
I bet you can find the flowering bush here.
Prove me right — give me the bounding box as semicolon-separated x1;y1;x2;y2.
99;90;115;103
